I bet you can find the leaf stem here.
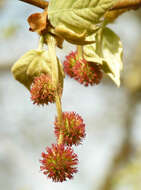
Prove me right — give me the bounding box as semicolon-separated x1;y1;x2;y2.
77;46;83;60
38;36;44;50
96;29;103;57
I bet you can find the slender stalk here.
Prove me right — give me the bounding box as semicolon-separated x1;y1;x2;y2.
96;29;103;57
46;34;58;87
38;36;44;50
55;95;64;145
47;34;64;145
77;45;83;60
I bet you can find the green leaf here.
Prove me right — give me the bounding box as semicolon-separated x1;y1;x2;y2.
54;24;96;45
11;50;52;89
83;27;123;87
102;27;123;87
48;0;113;39
83;33;103;64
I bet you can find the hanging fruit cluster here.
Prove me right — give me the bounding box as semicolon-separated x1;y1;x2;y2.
11;0;123;182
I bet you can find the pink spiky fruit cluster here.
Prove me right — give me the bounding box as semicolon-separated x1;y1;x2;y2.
63;51;103;86
54;112;86;146
40;144;78;182
30;74;56;105
40;111;85;182
30;70;86;182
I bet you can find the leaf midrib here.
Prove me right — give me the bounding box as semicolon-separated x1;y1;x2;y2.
48;7;97;15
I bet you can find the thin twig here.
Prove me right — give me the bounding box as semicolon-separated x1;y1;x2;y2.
19;0;48;9
19;0;141;11
111;0;141;10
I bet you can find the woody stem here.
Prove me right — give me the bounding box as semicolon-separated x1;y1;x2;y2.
19;0;48;9
111;0;141;10
19;0;141;11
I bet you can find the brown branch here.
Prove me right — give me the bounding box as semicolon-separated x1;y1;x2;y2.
19;0;141;11
19;0;48;9
111;0;141;11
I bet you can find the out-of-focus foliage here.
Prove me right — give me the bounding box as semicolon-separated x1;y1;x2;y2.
135;9;141;19
19;188;32;190
0;0;19;39
111;152;141;190
0;23;19;39
124;41;141;93
0;0;6;9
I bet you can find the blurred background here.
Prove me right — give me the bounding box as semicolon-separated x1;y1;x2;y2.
0;1;141;190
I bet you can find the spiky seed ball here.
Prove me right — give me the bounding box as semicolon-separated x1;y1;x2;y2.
40;144;78;182
63;51;103;86
54;112;86;146
73;60;103;86
63;51;77;78
30;74;56;105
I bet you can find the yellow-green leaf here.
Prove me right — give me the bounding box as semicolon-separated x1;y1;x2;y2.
102;27;123;87
54;24;95;45
11;50;52;89
83;27;123;87
48;0;113;38
83;33;103;64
